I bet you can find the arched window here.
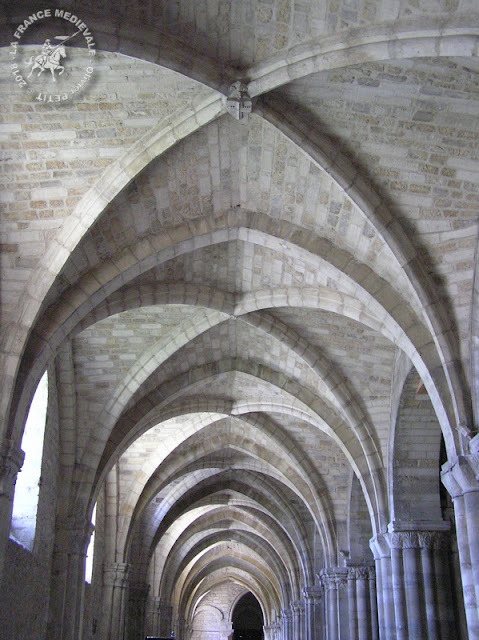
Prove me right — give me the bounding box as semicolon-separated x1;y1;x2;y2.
85;503;97;583
10;372;48;550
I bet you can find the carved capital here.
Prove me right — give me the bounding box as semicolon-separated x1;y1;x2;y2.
290;600;305;615
319;568;348;591
442;454;479;498
386;530;450;551
103;562;130;588
347;564;374;580
0;440;24;500
388;531;419;549
369;533;390;559
302;585;323;603
55;514;94;555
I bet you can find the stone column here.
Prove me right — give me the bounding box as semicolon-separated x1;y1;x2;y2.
281;608;293;640
357;566;372;640
442;450;479;640
368;564;379;640
291;600;305;640
126;582;150;640
263;623;276;640
177;617;187;640
370;534;395;640
386;526;454;640
158;602;173;637
319;569;347;640
100;562;130;640
303;586;323;640
47;515;95;640
0;439;24;579
346;564;377;640
144;596;161;637
402;544;426;639
274;619;282;640
347;567;359;640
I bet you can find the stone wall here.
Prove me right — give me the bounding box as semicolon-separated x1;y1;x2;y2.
0;365;60;639
190;581;245;640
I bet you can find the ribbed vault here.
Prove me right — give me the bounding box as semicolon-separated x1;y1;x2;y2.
2;1;479;639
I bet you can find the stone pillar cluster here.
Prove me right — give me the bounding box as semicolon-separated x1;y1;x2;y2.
371;525;455;640
346;564;378;640
442;452;479;640
267;586;323;640
263;623;276;640
390;529;453;639
281;607;293;640
291;600;305;640
319;569;348;640
144;595;161;638
100;562;130;640
126;581;150;640
303;586;323;640
47;515;94;640
370;534;395;640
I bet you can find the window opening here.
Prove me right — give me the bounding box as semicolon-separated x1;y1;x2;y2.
85;503;97;583
10;371;48;550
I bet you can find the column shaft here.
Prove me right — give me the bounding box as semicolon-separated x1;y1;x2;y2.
390;547;408;640
442;453;479;639
386;527;455;640
320;570;346;640
373;557;385;640
127;582;150;640
356;573;371;640
347;575;358;640
291;602;304;640
420;545;439;640
433;540;455;640
402;547;426;640
281;609;293;640
328;588;338;640
47;516;94;640
464;489;479;616
100;562;130;640
380;555;396;640
369;571;379;640
303;586;323;640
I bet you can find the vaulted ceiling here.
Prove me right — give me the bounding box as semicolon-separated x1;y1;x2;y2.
2;0;479;627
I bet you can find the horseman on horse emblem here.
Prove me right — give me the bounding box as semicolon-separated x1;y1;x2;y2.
25;31;80;81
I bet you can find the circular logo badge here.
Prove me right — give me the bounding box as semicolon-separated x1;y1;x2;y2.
9;9;96;103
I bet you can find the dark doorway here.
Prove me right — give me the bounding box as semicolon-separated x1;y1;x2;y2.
232;592;264;640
